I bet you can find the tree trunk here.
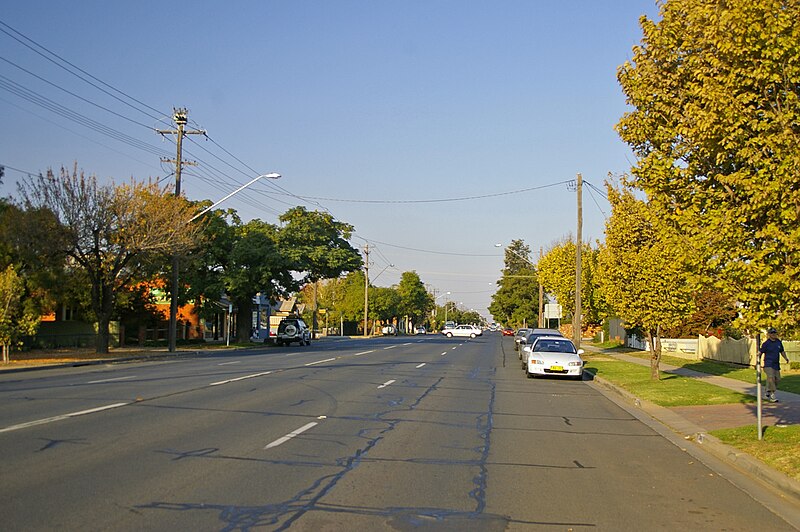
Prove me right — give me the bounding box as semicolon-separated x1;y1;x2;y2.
234;296;253;343
647;326;662;380
92;278;115;355
2;343;9;363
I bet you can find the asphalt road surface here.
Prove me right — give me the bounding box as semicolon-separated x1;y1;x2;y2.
0;334;796;531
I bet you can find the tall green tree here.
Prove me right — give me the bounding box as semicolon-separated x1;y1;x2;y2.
489;240;538;327
369;286;400;329
397;271;430;329
597;185;694;379
17;166;200;353
616;0;800;331
226;219;294;342
278;206;362;334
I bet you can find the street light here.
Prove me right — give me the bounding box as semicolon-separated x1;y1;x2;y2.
433;291;451;322
190;173;281;222
168;172;282;352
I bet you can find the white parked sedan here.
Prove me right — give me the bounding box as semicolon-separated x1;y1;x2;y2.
522;336;584;379
442;324;483;338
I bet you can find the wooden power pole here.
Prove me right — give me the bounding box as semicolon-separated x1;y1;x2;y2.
574;173;583;348
157;108;205;352
363;244;370;337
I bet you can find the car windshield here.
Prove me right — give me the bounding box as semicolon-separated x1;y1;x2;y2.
533;339;577;353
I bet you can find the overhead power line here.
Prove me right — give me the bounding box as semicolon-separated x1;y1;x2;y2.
0;18;165;121
299;180;574;204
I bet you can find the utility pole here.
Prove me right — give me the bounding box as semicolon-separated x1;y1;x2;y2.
539;246;544;327
157;108;205;352
574;173;583;348
363;244;370;337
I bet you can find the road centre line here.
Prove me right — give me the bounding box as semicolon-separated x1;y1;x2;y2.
353;350;374;356
441;352;447;356
305;357;337;366
383;345;397;350
87;376;137;384
264;421;319;449
217;361;241;366
210;371;273;386
416;363;426;368
452;346;458;350
0;402;129;434
402;343;412;346
377;379;396;389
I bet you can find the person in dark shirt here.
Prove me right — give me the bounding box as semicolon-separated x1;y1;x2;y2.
759;327;789;402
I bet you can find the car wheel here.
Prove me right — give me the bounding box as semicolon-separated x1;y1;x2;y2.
446;332;453;338
470;333;476;338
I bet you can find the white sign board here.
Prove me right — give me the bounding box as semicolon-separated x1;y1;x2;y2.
544;304;562;319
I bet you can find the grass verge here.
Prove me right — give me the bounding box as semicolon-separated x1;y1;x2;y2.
710;425;800;482
625;352;800;395
584;357;755;407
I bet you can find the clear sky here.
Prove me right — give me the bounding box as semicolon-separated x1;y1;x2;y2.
0;1;661;321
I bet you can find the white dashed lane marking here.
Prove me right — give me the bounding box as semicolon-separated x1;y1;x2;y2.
264;421;319;450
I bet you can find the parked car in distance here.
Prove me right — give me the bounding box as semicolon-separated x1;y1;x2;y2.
442;324;483;338
513;328;531;351
522;336;584;379
502;327;515;336
518;328;564;360
275;317;311;346
415;326;427;335
382;325;397;336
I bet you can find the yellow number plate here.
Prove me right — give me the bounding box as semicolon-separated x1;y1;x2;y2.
550;366;563;372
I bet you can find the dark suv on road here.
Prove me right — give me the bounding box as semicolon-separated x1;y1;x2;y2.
276;318;312;346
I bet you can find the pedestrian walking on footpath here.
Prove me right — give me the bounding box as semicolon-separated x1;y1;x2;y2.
759;327;790;403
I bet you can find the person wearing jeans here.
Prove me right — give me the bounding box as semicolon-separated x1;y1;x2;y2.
759;327;789;403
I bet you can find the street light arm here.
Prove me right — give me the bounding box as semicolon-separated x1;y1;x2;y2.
190;173;281;222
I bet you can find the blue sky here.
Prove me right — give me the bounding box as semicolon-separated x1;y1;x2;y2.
0;1;660;320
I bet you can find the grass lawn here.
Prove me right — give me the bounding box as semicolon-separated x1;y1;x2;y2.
584;357;755;407
621;351;800;395
711;425;800;482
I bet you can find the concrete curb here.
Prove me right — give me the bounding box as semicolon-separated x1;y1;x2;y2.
587;370;800;506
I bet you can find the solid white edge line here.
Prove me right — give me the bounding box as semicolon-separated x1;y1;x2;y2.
377;379;396;389
0;402;129;434
264;421;319;449
416;363;426;368
210;371;273;386
305;357;337;366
